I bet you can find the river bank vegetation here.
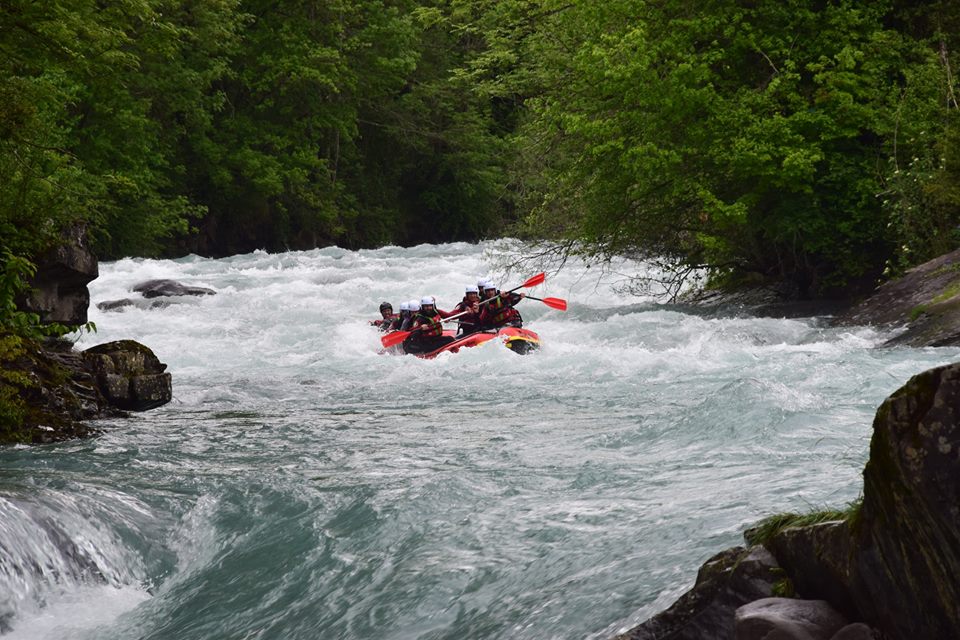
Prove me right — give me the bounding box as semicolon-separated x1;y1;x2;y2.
2;0;959;324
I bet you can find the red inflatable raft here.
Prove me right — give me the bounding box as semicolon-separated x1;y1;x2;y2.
381;327;541;359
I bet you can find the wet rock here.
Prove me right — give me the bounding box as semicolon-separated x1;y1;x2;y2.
766;361;960;639
615;546;780;640
96;298;137;311
830;623;876;640
681;282;850;320
763;522;858;621
3;338;174;443
82;340;171;411
19;223;98;325
96;298;173;312
832;247;960;346
735;598;847;640
132;278;215;298
3;339;112;443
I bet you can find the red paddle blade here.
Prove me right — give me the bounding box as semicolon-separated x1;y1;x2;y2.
542;297;567;311
522;272;546;288
381;330;410;348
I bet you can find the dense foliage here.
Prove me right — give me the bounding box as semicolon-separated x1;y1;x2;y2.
1;0;958;307
506;0;960;296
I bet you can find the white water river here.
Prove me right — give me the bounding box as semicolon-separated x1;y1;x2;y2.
1;240;956;639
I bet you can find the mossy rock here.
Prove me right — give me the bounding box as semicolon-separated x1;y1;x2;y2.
0;336;103;444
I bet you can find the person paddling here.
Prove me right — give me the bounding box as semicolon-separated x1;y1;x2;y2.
403;296;456;354
480;282;525;329
400;299;420;331
387;301;410;332
449;285;482;336
370;301;398;332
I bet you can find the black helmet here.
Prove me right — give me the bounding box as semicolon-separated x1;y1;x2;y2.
379;301;393;312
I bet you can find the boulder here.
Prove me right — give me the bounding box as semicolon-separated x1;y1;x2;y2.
82;340;171;411
2;339;113;443
20;223;98;325
131;279;215;298
96;298;137;311
1;338;174;444
829;624;876;640
762;522;858;621
735;598;847;640
615;546;781;640
766;362;960;639
832;248;960;346
96;298;172;312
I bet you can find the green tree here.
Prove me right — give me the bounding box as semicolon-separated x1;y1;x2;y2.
509;0;955;296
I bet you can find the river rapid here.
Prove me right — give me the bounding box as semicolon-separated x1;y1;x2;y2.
2;240;958;640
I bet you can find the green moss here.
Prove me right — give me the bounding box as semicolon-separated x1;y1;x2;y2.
931;281;960;305
845;496;864;533
772;576;795;598
929;262;960;278
744;500;862;547
0;334;31;442
910;305;929;321
0;383;28;442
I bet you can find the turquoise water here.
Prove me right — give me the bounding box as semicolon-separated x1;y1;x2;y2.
2;241;957;639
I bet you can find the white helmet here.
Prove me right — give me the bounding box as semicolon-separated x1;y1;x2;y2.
399;301;410;312
409;300;421;311
420;296;435;306
482;280;498;291
465;285;479;294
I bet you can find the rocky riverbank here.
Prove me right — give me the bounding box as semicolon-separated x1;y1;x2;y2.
686;247;960;348
832;247;960;347
618;340;960;640
618;250;960;639
616;355;960;639
1;337;172;444
1;226;172;444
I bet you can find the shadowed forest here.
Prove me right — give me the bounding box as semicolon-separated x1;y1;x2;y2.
2;1;959;303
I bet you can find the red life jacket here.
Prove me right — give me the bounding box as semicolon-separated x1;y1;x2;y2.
484;296;518;326
414;311;443;337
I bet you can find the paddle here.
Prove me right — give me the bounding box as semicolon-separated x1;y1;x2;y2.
505;272;545;293
380;305;477;348
524;295;568;311
381;327;417;348
380;272;547;348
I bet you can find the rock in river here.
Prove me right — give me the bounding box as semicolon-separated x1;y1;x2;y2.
132;279;216;298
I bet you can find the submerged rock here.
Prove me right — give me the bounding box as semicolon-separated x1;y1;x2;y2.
96;298;173;312
97;279;215;312
131;279;215;298
96;298;137;311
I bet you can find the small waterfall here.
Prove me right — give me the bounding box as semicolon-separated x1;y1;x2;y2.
0;491;146;635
